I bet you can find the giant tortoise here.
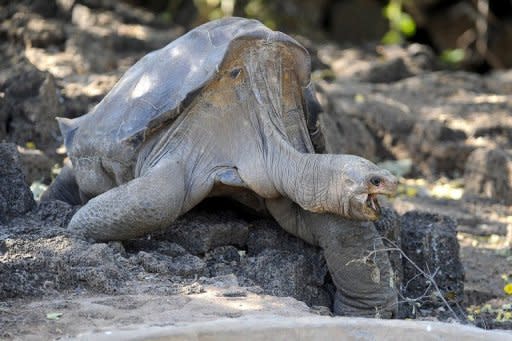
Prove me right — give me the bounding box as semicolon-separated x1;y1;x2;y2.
43;17;399;317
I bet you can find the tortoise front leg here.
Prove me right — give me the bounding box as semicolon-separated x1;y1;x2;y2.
68;157;210;241
266;197;397;318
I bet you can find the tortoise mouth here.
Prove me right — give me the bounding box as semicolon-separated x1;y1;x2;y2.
362;178;398;219
354;191;394;221
366;193;382;216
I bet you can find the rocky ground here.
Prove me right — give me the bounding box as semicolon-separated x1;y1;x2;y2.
1;0;512;339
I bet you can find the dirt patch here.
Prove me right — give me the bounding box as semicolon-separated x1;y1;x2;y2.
1;289;316;339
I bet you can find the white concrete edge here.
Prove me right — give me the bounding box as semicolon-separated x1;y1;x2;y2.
74;315;512;341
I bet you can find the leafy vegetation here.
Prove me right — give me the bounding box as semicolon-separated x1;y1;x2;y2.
440;49;466;65
382;0;416;44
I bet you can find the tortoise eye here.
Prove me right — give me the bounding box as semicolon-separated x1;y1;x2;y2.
230;68;242;79
369;176;382;187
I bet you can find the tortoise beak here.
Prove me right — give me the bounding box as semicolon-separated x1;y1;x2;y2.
350;173;398;221
364;173;398;219
367;173;398;196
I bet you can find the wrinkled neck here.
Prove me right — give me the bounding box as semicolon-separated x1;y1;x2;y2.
270;141;345;214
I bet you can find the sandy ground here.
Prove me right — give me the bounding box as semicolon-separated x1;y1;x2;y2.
3;285;317;339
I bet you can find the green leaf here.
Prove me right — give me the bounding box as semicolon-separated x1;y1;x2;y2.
441;49;465;64
384;2;401;21
382;30;402;45
399;14;416;36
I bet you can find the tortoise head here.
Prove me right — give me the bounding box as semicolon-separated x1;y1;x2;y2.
326;155;398;221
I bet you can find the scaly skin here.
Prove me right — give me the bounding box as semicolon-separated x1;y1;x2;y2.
266;198;397;318
45;21;399;318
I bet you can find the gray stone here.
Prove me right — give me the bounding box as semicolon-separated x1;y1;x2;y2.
373;207;406;317
17;146;54;184
134;250;206;277
319;113;376;160
31;74;62;147
0;66;46;143
205;245;241;277
3;13;66;48
243;219;329;307
168;254;206;277
134;251;172;274
322;82;415;138
155;241;188;258
0;143;35;222
239;249;331;308
0;234;128;298
464;148;512;204
354;58;412;84
318;80;415;161
162;212;249;255
35;199;77;228
246;219;285;255
123;239;188;258
247;219;319;257
408;120;473;177
374;208;403;279
0;62;62;154
400;211;464;317
206;246;240;264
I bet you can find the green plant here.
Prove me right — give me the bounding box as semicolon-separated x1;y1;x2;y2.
382;0;416;44
440;48;466;65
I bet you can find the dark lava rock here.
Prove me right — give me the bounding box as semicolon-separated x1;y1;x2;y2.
374;208;403;286
474;125;512;148
464;147;512;204
400;211;465;317
132;251;172;274
160;211;249;255
0;66;45;99
205;245;241;277
168;254;206;277
319;113;376;160
124;239;188;258
240;248;331;308
35;199;77;228
206;245;240;264
0;143;35;222
243;219;330;308
17;146;55;184
355;57;412;84
408;120;474;177
319;81;416;161
133;251;205;277
246;219;318;257
0;234;129;298
3;13;66;48
0;64;63;152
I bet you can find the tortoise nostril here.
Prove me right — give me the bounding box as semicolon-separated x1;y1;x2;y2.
370;176;382;187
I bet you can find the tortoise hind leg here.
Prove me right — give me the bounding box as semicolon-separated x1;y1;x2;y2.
68;157;211;241
40;165;83;205
265;197;397;318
